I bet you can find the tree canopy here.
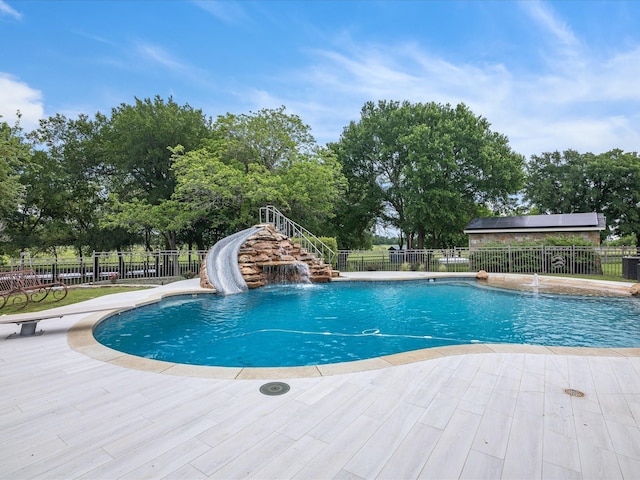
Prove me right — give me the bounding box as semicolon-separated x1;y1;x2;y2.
101;96;212;205
525;149;640;246
6;92;640;256
0;119;29;252
0;120;27;223
170;107;346;248
97;96;213;250
330;100;524;248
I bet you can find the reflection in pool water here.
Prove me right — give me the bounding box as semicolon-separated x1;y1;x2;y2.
93;281;640;367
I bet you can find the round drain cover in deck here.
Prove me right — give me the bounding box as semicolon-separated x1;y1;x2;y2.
260;382;290;396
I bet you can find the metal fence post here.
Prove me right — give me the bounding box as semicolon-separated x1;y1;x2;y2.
118;253;125;279
93;252;99;283
173;252;180;276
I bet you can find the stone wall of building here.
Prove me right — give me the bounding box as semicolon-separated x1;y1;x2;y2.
201;224;333;290
468;230;601;248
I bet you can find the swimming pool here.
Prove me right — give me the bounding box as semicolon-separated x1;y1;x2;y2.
93;280;640;368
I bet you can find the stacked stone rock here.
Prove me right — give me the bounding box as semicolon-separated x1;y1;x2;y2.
200;224;333;291
199;264;214;290
238;224;332;288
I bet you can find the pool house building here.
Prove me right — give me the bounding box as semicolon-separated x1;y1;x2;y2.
463;212;607;248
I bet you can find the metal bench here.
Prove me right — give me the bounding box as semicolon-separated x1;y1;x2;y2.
0;270;68;329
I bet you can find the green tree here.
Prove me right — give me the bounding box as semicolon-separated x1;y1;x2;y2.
205;107;344;233
169;146;257;247
0;119;28;247
170;107;346;246
0;119;77;255
525;149;640;246
331;100;524;248
587;150;640;246
276;150;346;234
99;96;213;249
20;113;134;256
101;196;180;251
524;150;591;214
3;148;69;254
211;106;317;173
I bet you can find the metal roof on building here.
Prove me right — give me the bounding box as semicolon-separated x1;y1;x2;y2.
464;212;606;233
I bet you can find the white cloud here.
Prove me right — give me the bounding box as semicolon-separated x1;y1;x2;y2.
0;74;43;131
0;0;21;20
136;43;188;71
503;115;640;160
261;42;518;146
522;0;579;51
134;42;214;90
192;0;248;24
251;20;640;159
72;30;117;47
598;47;640;101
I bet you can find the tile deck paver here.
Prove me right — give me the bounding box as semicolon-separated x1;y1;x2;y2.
1;274;640;479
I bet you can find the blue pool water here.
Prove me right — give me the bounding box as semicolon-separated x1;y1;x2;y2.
93;280;640;368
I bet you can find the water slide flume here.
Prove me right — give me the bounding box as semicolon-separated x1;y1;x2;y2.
203;207;335;295
205;226;265;295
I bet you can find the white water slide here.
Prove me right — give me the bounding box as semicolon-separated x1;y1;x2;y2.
205;225;265;295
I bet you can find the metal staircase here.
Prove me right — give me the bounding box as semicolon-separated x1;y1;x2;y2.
259;205;336;265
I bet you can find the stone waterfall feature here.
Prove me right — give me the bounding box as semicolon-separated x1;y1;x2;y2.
262;262;311;285
200;224;333;294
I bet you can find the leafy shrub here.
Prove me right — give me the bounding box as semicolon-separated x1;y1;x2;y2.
541;235;597;247
476;235;597;248
604;235;636;247
293;236;338;264
318;236;338;254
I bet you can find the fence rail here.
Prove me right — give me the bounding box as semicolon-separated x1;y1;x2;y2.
1;246;638;285
337;246;639;279
3;250;208;285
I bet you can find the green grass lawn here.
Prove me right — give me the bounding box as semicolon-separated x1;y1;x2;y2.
1;286;152;315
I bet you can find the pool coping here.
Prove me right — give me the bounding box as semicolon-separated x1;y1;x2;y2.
67;272;640;379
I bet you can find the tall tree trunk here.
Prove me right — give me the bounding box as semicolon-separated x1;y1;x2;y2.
144;229;152;251
416;226;425;250
164;230;177;251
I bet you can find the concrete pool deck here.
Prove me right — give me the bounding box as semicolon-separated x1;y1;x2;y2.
2;273;640;478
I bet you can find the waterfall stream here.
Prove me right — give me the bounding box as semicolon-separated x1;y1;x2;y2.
263;263;311;285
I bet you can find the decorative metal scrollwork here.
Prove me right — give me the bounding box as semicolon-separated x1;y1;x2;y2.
551;255;566;269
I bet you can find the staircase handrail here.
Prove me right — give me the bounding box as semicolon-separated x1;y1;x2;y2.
259;205;336;264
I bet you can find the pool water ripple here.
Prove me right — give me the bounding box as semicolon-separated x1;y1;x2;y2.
93;281;640;367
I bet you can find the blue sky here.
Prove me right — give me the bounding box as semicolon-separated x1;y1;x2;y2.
1;0;639;158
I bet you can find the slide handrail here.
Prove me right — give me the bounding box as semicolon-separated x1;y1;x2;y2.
259;205;335;264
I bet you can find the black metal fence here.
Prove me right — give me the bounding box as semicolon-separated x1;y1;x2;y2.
337;246;638;279
1;246;638;285
3;250;208;285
